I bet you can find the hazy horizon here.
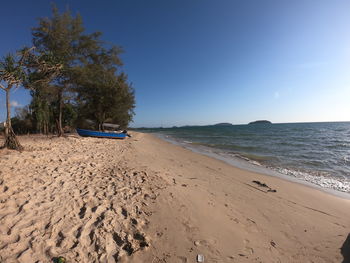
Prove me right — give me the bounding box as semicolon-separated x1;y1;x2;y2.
1;0;350;127
133;120;350;129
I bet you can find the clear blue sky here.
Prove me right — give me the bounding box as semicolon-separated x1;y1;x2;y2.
0;0;350;127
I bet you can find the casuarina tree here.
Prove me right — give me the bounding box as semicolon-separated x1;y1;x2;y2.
31;5;92;136
32;6;135;131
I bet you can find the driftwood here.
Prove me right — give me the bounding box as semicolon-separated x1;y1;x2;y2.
251;180;277;193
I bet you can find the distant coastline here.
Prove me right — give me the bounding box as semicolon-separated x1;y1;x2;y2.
131;120;350;130
248;120;272;125
213;122;233;126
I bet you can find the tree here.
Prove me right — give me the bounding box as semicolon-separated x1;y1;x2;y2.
109;73;135;128
0;53;26;150
28;86;55;134
0;45;62;149
2;6;135;140
74;56;135;130
11;106;34;135
31;5;101;136
21;46;63;135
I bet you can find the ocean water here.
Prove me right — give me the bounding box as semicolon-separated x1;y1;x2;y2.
137;122;350;194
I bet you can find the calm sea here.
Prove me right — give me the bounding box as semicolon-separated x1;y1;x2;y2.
138;122;350;194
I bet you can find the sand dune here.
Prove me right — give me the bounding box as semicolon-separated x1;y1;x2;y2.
0;132;349;262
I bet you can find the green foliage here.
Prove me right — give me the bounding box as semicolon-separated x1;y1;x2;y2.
0;51;30;149
32;6;84;68
30;5;135;131
1;5;135;138
29;87;55;134
62;103;78;128
11;107;34;134
0;53;26;86
75;63;135;129
31;5;86;135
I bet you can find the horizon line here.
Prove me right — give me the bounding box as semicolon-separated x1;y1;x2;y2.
130;120;350;129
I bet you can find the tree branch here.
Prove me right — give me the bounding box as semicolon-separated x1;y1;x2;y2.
18;46;36;66
0;83;6;91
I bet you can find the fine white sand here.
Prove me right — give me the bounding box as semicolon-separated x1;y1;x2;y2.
0;132;349;262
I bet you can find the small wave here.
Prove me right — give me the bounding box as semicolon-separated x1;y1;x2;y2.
325;143;350;149
248;160;262;166
189;142;213;147
299;159;326;168
233;154;350;192
186;142;260;151
272;167;350;193
239;153;276;162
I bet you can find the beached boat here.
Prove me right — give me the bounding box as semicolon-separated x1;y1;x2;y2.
76;128;127;139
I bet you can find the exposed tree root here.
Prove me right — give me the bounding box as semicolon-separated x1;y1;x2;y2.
3;127;23;151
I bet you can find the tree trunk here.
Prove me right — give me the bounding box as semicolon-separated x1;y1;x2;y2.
44;121;48;135
3;87;23;150
5;88;10;136
57;88;64;137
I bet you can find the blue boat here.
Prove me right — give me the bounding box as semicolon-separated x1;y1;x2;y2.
76;128;127;139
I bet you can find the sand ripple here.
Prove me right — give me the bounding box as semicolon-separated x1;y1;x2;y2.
0;135;165;262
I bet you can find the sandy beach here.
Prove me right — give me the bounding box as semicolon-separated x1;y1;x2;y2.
0;132;349;262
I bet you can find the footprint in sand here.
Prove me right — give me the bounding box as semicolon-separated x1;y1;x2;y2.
243;238;254;255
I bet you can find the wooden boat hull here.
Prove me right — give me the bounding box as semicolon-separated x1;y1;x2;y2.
76;128;126;139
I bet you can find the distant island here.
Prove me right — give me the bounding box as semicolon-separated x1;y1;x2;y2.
248;120;272;125
213;123;233;126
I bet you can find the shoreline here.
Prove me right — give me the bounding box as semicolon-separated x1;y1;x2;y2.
0;132;349;262
133;132;350;262
153;132;350;200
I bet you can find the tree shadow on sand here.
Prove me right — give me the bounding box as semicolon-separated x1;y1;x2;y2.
341;233;350;263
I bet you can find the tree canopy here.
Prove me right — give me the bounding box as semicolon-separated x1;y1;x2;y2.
1;5;135;149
